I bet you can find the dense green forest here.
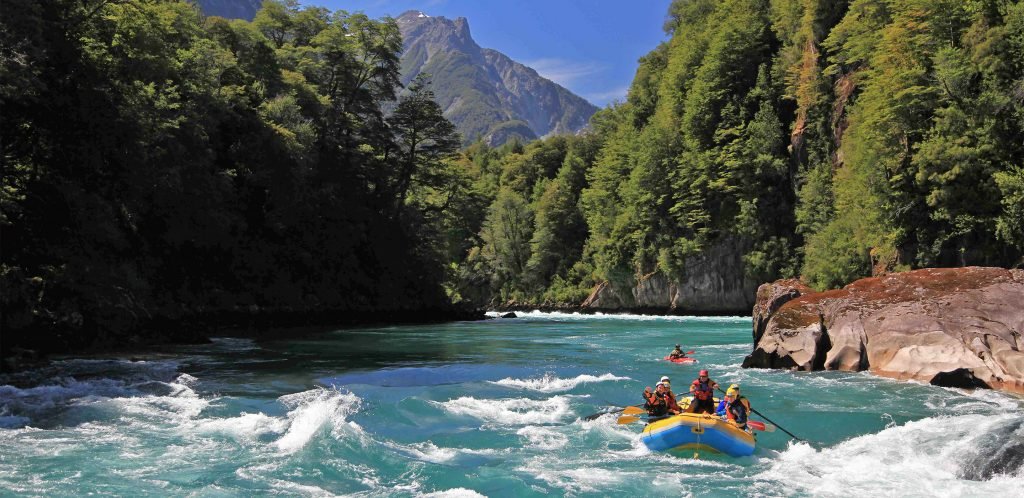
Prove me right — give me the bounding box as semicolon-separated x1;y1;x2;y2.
3;0;1024;354
450;0;1024;305
1;0;472;354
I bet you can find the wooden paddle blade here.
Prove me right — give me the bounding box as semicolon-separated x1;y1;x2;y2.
622;406;647;415
616;415;642;424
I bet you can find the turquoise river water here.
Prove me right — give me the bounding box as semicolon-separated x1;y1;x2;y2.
1;312;1023;497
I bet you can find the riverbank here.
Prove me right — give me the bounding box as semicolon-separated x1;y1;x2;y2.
488;303;750;317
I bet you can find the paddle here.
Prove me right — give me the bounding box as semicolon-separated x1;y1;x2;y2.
748;420;775;432
582;404;643;421
618;413;675;425
715;387;803;441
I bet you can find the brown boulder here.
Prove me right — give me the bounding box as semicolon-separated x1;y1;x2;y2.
743;267;1024;394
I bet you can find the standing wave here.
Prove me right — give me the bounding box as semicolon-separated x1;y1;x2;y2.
491;373;630;392
432;395;578;425
753;412;1024;497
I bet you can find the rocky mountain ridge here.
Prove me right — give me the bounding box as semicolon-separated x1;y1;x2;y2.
192;4;598;146
396;10;597;145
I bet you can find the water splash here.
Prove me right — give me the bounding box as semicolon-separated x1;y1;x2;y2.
432;395;578;425
491;373;630;393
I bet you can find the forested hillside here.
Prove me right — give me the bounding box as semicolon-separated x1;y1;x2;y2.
448;0;1024;309
0;0;473;354
3;0;1024;354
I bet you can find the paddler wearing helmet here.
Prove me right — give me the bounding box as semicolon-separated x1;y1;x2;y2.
658;376;681;414
723;383;752;432
688;369;719;414
669;344;686;359
643;379;682;419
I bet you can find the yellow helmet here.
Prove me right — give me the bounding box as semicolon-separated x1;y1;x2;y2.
727;384;740;396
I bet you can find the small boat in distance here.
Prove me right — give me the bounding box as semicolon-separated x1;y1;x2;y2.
663;355;698;364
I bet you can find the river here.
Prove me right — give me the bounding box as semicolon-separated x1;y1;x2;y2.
1;312;1022;497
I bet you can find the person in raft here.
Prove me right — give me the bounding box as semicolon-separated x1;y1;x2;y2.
715;393;730;416
659;375;672;391
722;384;752;432
668;344;687;359
688;369;719;414
643;382;681;418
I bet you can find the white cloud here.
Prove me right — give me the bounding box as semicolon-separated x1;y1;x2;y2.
585;85;630;106
523;58;606;87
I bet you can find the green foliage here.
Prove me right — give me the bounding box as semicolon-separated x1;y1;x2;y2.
452;0;1024;306
5;0;1024;338
0;0;464;352
994;166;1024;252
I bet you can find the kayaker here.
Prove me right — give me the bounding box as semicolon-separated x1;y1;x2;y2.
688;369;719;414
668;344;687;359
724;384;751;432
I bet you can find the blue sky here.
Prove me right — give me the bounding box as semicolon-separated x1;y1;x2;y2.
309;0;674;107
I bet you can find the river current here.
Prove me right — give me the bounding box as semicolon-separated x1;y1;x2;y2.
1;312;1022;497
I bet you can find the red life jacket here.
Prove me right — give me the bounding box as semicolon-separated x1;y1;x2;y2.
645;391;668;416
665;391;681;412
691;379;714;400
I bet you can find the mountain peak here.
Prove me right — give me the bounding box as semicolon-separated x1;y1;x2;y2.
397;13;596;145
397;10;431;21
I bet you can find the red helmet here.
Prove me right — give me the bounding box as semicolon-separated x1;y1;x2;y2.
699;369;709;376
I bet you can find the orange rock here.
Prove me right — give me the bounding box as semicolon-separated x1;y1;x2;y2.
743;267;1024;394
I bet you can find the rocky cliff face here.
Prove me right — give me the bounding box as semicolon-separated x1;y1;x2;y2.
743;267;1024;394
581;237;759;314
396;11;597;146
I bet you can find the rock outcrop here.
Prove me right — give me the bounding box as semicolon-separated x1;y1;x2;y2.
743;267;1024;394
581;237;759;315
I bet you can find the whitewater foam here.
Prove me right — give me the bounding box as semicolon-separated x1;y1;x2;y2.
273;388;361;454
418;489;487;498
754;412;1024;496
491;373;629;393
485;310;750;323
0;359;196;429
194;412;288;442
516;425;569;450
434;395;577;425
395;441;460;464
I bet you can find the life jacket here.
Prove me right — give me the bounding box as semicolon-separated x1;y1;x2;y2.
664;391;681;412
726;396;750;424
691;379;714;400
644;391;668;416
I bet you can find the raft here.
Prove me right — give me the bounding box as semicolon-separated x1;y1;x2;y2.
641;406;756;457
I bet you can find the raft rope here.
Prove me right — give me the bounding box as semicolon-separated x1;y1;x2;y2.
694;414;702;459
